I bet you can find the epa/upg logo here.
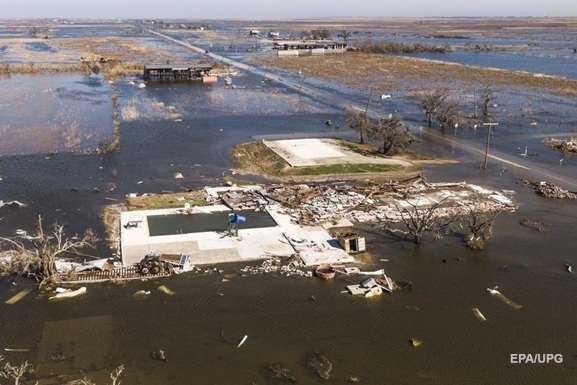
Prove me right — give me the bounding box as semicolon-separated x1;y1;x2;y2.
510;354;563;364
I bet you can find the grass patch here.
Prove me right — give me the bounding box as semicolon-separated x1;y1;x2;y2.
232;141;291;176
126;191;206;211
232;140;414;179
289;163;404;175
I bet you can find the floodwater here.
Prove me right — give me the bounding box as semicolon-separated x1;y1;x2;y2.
1;20;577;385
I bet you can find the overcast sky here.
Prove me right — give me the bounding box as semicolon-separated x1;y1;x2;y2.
1;0;576;19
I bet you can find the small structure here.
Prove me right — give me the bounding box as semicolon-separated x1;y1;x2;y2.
143;63;215;82
334;230;366;253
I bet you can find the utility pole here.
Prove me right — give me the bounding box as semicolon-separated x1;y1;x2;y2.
364;85;374;117
482;121;499;170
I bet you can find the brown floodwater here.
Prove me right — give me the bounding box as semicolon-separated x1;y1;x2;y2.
1;22;577;384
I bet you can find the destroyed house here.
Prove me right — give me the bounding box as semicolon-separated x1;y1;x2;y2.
143;64;214;81
272;40;347;51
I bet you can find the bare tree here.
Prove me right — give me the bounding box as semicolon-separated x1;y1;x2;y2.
346;107;371;144
28;22;50;39
0;356;33;385
338;30;352;41
417;89;450;127
367;114;416;154
311;29;331;40
461;205;500;250
482;85;495;121
437;102;461;129
0;216;98;287
388;198;451;244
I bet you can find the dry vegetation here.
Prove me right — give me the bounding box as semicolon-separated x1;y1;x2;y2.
256;52;577;96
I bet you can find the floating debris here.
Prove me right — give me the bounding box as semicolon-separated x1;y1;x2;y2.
410;338;422;347
236;335;248;348
268;364;296;383
133;290;151;299
307;352;332;380
487;287;522;309
520;179;577;199
49;287;87;300
5;289;32;305
157;285;175;295
0;200;28;209
3;348;29;353
519;219;548;232
151;350;167;361
471;307;487;321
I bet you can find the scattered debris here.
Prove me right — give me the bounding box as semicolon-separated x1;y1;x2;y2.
239;255;308;277
519;219;548;232
487;287;522;309
151;350;167;361
543;137;577;154
49;287;87;300
314;264;336;279
346;272;397;296
0;200;28;209
471;307;487;321
174;172;184;179
566;264;573;273
268;364;297;383
307;352;332;380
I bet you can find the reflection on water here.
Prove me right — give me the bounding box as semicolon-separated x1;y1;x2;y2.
0;73;113;155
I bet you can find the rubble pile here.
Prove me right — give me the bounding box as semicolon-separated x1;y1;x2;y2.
543;137;577;153
534;181;576;199
210;179;516;226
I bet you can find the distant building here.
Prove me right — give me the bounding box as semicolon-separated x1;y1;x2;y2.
249;30;260;36
143;63;215;82
273;40;347;57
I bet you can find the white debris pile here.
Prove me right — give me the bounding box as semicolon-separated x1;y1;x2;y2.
239;256;309;277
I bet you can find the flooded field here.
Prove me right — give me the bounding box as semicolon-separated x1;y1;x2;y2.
1;18;577;385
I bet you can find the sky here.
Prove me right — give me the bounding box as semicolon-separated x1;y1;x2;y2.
1;0;576;19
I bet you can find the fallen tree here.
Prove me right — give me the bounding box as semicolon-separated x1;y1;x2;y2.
0;216;98;288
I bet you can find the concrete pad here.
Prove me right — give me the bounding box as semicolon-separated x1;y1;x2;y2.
263;138;413;167
120;203;355;267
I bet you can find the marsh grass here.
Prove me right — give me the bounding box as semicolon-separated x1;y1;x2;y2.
257;52;577;96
